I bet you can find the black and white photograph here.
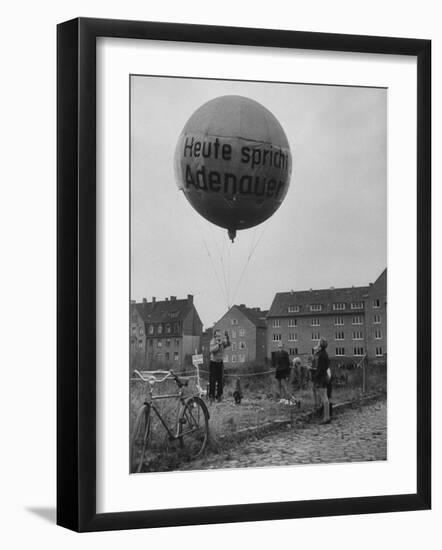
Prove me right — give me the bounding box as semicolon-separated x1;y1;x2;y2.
129;75;387;474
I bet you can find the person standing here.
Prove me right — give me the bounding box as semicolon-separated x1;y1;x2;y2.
209;329;230;402
274;342;291;403
313;337;331;424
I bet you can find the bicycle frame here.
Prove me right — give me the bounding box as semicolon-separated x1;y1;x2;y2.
132;369;204;441
148;394;186;441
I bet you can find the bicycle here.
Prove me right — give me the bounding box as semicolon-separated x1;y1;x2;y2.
130;369;210;473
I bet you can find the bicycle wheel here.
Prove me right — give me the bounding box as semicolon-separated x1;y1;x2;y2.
130;403;151;473
178;397;209;458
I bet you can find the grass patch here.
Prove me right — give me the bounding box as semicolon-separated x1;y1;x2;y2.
129;362;386;471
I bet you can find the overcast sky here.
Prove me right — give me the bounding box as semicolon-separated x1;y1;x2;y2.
131;76;386;328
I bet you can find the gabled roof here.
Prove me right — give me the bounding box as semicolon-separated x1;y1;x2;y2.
235;304;268;328
371;268;387;291
214;304;268;328
132;297;193;325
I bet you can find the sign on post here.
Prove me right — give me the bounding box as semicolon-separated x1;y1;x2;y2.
192;354;204;366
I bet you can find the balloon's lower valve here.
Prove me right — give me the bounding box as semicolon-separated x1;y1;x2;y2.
228;228;237;242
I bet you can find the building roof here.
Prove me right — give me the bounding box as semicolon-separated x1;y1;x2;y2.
211;304;268;329
267;269;387;317
371;268;387;291
132;295;194;325
234;304;268;328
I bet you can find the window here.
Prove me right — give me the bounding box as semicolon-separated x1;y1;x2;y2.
288;333;297;342
157;324;163;334
231;318;238;325
336;347;345;356
175;339;180;347
148;339;153;347
174;352;179;361
376;347;383;356
148;325;154;334
273;333;282;342
139;326;144;336
288;318;297;327
374;329;382;339
231;342;237;351
289;348;298;355
352;331;363;340
165;352;170;361
239;328;245;337
231;355;237;363
352;315;363;325
165;339;171;347
239;341;246;350
156;352;163;360
288;305;299;313
373;298;381;308
174;322;180;332
231;330;237;339
272;319;281;328
310;304;322;311
157;340;163;348
351;301;364;309
353;347;364;356
138;340;143;349
335;331;345;340
334;316;344;325
374;314;381;324
311;332;320;341
131;326;136;334
239;354;245;363
311;318;320;326
130;339;136;349
223;355;229;362
165;323;171;333
333;303;346;310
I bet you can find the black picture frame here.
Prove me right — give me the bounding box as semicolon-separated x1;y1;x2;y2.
57;17;431;532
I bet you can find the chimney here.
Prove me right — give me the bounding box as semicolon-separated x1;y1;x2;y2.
240;303;245;308
142;298;147;307
170;296;176;301
152;297;156;307
187;294;193;304
165;297;169;301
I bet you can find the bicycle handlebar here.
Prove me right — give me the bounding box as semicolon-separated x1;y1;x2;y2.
131;369;189;387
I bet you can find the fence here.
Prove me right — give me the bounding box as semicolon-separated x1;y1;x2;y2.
133;353;385;396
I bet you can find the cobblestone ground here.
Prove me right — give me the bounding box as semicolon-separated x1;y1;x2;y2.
179;399;387;470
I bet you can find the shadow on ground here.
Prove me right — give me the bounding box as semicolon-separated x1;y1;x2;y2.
26;507;56;524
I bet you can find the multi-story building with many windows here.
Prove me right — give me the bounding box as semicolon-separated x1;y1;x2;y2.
130;294;203;369
213;304;268;366
266;269;387;363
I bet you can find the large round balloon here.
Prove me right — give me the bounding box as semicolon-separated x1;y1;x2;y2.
174;95;292;241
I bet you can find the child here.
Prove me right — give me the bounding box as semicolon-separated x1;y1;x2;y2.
233;376;243;405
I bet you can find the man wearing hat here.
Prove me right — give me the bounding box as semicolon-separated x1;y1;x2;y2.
314;337;331;424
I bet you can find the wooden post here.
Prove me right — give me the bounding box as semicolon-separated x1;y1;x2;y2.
362;355;366;394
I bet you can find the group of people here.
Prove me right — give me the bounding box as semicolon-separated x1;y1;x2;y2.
208;329;332;424
274;338;332;424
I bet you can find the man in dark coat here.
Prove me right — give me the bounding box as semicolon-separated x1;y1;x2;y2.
313;338;331;423
274;342;291;402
